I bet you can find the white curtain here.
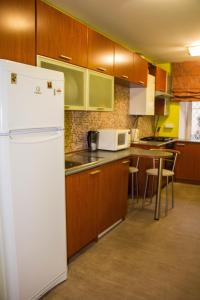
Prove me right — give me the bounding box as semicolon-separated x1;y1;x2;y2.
179;102;192;139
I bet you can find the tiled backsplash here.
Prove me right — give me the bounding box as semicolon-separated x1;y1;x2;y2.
64;84;154;153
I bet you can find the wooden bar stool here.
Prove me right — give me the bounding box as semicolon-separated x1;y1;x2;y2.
129;157;140;201
143;149;180;215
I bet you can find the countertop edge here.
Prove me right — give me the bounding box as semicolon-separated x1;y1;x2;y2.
65;148;172;176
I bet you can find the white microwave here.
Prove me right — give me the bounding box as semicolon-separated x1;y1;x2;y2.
97;129;130;151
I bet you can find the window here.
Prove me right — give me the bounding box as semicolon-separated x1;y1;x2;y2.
191;102;200;140
179;102;200;140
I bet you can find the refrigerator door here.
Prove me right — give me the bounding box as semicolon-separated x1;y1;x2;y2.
0;131;67;300
0;60;64;133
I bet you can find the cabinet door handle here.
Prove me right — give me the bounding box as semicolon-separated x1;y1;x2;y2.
121;75;128;79
96;107;105;111
138;80;144;85
176;143;185;146
60;54;72;61
96;67;106;72
65;105;70;109
90;170;101;175
122;160;130;164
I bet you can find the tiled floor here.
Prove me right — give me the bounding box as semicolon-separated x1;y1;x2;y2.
43;183;200;300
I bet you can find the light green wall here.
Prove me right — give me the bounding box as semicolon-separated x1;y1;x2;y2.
156;63;180;137
156;102;179;137
157;63;171;74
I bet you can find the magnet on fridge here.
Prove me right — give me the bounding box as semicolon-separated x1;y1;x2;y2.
47;81;52;89
11;73;17;84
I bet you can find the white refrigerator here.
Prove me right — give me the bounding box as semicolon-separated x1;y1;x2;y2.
0;60;67;300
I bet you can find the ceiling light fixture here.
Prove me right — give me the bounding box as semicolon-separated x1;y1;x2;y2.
188;45;200;56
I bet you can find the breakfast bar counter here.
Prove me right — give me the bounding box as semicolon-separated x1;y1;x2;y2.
65;148;173;220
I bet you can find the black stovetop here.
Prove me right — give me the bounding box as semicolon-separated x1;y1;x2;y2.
140;136;174;142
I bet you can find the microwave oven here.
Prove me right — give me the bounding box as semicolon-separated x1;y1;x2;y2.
97;129;130;151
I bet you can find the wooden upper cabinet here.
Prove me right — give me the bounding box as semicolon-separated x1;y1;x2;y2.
132;53;148;86
0;0;35;65
37;0;88;67
114;43;133;81
155;67;167;92
88;29;114;75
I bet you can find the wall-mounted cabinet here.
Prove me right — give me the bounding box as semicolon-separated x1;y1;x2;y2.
37;0;88;68
155;67;167;92
132;53;148;86
88;29;114;76
129;74;155;115
114;44;133;82
155;98;170;116
0;0;35;65
37;56;87;110
38;56;114;111
87;70;114;111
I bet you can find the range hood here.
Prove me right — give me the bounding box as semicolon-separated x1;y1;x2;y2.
155;91;173;98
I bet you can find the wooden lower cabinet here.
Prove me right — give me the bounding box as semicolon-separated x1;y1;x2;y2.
175;142;200;183
66;168;100;258
97;159;129;234
66;158;129;257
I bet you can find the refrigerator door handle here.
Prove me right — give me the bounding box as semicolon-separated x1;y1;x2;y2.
9;131;63;144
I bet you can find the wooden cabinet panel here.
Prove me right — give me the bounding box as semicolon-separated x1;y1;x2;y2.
132;53;148;86
156;67;166;92
114;43;133;81
97;159;129;234
175;142;200;183
37;0;88;67
88;29;114;75
155;98;169;116
66;168;100;258
0;0;35;65
117;159;130;217
66;159;129;256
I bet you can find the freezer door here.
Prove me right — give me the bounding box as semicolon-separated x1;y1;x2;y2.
0;131;67;300
0;60;64;133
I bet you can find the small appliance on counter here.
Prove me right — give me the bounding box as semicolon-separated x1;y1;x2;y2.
87;131;99;151
97;129;130;151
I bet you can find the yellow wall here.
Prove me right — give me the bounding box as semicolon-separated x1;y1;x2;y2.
157;63;171;74
156;63;180;137
155;102;179;137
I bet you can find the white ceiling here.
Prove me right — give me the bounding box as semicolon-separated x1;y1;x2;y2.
49;0;200;63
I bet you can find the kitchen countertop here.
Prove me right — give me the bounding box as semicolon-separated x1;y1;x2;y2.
132;138;200;145
176;139;200;143
131;139;177;147
65;147;172;176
